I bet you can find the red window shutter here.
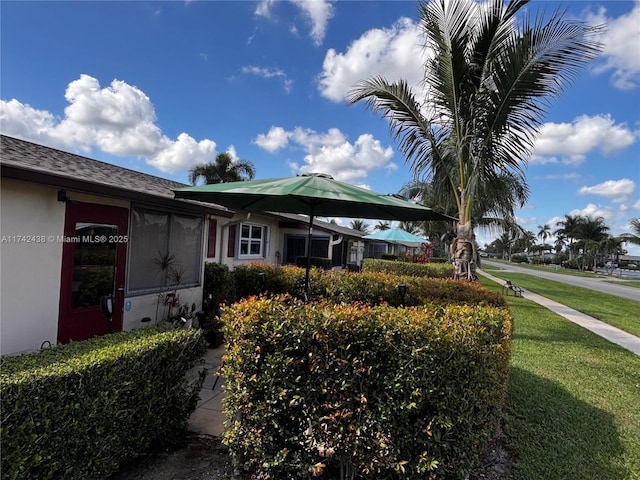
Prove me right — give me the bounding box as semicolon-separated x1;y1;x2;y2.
207;219;217;258
227;224;236;258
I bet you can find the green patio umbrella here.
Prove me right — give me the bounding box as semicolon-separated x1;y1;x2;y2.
173;173;453;294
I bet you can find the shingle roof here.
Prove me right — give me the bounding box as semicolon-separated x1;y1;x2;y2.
0;135;232;215
0;135;370;238
273;211;365;238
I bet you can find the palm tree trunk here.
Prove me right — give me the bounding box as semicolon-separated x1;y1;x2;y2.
453;221;476;280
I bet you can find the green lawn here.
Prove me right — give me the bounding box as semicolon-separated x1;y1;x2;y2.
479;277;640;480
485;258;640;283
482;269;640;338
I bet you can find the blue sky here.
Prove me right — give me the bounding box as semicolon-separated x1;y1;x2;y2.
1;0;639;253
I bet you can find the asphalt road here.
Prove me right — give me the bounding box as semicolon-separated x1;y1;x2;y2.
481;259;640;302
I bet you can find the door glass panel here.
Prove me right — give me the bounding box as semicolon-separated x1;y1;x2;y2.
72;223;117;309
285;236;306;264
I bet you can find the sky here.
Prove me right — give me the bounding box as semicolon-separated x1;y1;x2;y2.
1;0;639;254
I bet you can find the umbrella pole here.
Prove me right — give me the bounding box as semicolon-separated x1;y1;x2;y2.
304;207;315;297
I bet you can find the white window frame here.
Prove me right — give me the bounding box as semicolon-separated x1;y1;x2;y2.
238;222;268;259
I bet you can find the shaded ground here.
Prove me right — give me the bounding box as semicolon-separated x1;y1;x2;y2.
109;433;235;480
109;429;512;480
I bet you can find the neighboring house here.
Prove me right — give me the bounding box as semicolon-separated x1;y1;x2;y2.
269;212;365;268
0;135;368;355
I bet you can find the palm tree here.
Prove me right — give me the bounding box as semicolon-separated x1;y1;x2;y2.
571;216;610;270
189;152;256;185
620;218;640;246
575;216;609;243
554;233;566;255
514;229;536;254
400;174;529;245
554;214;582;259
600;236;624;272
374;221;391;231
537;224;551;248
349;219;370;233
349;0;601;280
397;220;421;235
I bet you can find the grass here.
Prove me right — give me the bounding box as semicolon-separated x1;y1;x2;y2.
482;269;640;338
485;258;640;283
479;276;640;480
606;280;640;289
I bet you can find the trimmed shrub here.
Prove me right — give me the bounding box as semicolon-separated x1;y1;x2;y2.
228;264;504;308
221;295;512;480
0;328;207;480
362;258;453;279
323;271;506;308
295;256;332;270
203;262;234;308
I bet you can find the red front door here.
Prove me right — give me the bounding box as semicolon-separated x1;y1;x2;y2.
58;202;128;343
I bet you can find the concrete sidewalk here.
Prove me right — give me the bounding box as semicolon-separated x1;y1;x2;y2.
187;344;226;437
478;268;640;356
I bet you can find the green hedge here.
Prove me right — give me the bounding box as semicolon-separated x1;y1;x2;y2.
362;258;453;278
295;256;332;270
0;328;207;480
228;264;504;308
221;296;512;479
203;262;234;308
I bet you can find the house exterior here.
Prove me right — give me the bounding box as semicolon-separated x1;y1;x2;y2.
1;135;238;354
0;135;366;355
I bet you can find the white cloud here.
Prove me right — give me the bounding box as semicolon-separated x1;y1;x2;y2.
531;114;636;165
226;145;239;161
255;126;395;183
516;216;538;228
148;132;216;173
241;65;293;93
578;178;636;203
318;17;423;102
254;0;333;46
569;203;615;222
542;173;582;181
0;99;62;147
253;126;290;152
254;0;274;18
291;0;334;46
0;74;220;174
586;1;640;90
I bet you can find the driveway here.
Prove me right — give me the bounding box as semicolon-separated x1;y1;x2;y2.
481;259;640;302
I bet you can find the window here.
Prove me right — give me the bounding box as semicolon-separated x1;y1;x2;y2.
284;234;329;264
239;223;265;257
128;208;203;293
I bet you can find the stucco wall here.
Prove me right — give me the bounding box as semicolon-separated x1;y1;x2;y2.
217;213;283;269
1;180;65;354
0;180;210;354
121;286;204;330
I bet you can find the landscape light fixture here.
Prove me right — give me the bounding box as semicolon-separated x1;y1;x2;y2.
397;284;407;306
257;272;266;291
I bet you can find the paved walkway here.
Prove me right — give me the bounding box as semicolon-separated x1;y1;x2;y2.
478;268;640;356
187;344;226;437
186;273;640;437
